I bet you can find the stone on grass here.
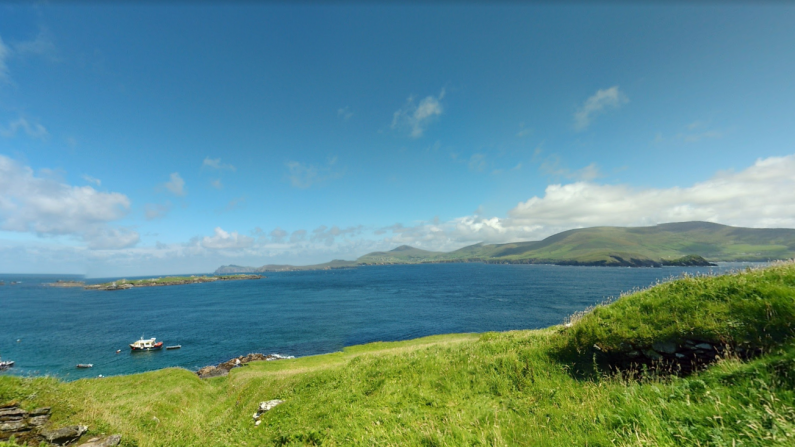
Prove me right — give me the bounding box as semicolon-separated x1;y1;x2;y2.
41;424;88;445
80;434;122;447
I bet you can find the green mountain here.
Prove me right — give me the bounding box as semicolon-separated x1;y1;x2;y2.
215;222;795;273
356;245;445;264
359;222;795;266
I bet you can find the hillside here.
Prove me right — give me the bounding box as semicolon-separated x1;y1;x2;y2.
215;222;795;273
4;261;795;446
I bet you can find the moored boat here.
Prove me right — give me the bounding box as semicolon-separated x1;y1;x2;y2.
76;363;93;368
166;345;181;350
0;360;14;370
130;337;164;351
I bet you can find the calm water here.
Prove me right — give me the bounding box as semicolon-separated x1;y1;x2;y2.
0;263;757;380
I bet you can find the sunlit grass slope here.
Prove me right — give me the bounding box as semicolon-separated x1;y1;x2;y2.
4;262;795;446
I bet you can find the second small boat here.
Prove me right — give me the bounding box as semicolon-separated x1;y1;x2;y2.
76;364;93;368
130;337;163;352
166;345;181;350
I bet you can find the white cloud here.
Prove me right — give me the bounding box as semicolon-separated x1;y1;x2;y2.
82;175;101;186
12;29;57;59
201;227;254;250
270;227;288;243
144;202;172;221
0;155;137;250
164;172;186;196
337;106;353;121
510;154;795;230
0;117;48;139
221;196;245;213
310;225;364;246
202;157;236;171
286;156;343;189
210;179;223;189
391;88;445;138
468;153;487;172
83;226;140;250
372;154;795;251
540;156;602;181
574;86;628;131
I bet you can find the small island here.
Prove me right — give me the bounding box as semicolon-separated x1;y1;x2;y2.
84;274;263;291
44;280;86;288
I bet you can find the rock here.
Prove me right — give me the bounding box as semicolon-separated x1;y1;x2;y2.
198;353;293;378
0;407;28;420
196;366;228;379
29;415;50;426
652;341;677;354
642;349;663;361
626;350;641;358
258;400;284;412
675;353;686;359
41;424;88;445
255;420;261;426
30;407;51;416
695;343;713;350
80;434;122;447
0;420;29;432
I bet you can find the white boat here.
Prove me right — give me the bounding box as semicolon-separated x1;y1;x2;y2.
0;360;13;370
130;336;163;351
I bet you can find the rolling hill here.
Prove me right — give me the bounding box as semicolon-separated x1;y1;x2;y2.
215;221;795;273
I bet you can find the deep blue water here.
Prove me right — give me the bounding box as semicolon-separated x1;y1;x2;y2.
0;263;758;380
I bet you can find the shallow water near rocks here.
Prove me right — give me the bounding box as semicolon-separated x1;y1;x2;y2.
0;263;758;380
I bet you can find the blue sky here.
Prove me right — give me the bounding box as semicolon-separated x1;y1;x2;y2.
1;3;794;276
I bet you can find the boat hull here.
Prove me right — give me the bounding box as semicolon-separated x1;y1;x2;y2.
130;342;163;351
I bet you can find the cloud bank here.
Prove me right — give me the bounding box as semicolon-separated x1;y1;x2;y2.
0;154;138;249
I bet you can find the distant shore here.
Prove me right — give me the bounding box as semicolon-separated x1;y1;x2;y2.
84;274;263;291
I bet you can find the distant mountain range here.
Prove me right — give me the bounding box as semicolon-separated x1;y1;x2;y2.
214;221;795;274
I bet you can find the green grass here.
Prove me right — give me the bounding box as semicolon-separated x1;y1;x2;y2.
4;263;795;446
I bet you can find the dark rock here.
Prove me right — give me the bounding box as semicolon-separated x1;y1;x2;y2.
41;424;88;445
642;349;662;360
80;434;122;447
695;343;713;350
198;353;292;378
652;341;677;354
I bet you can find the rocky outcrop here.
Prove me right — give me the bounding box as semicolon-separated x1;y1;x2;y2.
591;338;760;375
197;353;295;379
661;254;717;266
79;434;122;447
40;425;88;445
252;400;284;426
0;403;117;446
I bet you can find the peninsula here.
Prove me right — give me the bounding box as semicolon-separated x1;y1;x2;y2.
216;221;795;273
84;274;262;291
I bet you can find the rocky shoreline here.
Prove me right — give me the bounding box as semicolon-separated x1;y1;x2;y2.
196;353;295;379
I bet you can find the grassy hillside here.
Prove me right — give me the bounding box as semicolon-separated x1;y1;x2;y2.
363;222;795;266
3;261;795;446
357;245;445;264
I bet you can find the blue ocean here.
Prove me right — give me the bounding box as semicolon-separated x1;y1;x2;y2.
0;263;756;380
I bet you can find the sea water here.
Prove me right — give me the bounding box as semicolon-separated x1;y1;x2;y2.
0;263;758;380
